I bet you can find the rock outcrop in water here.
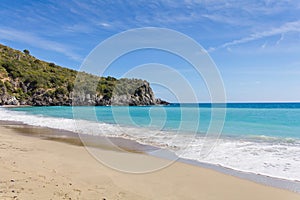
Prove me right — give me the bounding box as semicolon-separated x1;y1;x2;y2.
0;44;169;106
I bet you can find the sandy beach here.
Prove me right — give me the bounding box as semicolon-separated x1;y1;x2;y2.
0;123;300;200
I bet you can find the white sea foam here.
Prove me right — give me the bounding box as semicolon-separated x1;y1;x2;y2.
1;108;300;181
181;138;300;181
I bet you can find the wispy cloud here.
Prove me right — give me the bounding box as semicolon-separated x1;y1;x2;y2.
1;0;299;68
201;14;241;26
211;20;300;51
276;33;285;45
261;41;268;49
183;0;300;30
65;23;94;34
43;0;300;35
0;28;82;62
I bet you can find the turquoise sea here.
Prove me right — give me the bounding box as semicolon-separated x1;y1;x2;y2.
1;103;300;181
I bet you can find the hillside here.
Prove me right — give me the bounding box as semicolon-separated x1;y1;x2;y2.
0;44;168;106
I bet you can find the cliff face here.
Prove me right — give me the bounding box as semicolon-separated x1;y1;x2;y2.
0;44;169;106
111;81;157;106
0;81;165;106
72;81;164;106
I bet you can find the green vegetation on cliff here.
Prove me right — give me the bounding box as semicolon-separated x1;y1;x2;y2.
0;44;167;106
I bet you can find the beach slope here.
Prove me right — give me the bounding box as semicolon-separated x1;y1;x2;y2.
0;124;299;200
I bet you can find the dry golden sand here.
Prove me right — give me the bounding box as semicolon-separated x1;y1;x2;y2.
0;124;300;200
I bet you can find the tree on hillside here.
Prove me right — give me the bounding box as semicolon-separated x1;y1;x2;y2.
23;49;30;55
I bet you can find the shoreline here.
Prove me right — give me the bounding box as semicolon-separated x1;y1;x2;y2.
178;157;300;193
0;121;300;199
1;120;300;193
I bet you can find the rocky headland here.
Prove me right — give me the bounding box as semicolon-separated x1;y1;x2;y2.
0;44;168;106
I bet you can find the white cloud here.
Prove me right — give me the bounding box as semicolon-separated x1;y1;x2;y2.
65;23;93;33
211;20;300;51
201;14;242;26
261;41;267;49
0;28;82;62
276;33;285;45
100;23;110;27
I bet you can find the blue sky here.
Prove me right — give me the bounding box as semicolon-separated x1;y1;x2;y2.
0;0;300;102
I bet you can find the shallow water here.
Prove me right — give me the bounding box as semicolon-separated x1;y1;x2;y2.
2;103;300;181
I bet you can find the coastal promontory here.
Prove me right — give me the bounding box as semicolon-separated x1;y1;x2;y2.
0;44;168;106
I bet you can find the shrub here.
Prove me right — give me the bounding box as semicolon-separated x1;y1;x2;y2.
23;49;30;55
55;87;67;96
67;82;74;92
0;80;4;88
4;81;13;93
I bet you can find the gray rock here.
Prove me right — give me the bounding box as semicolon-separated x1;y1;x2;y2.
0;79;169;106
